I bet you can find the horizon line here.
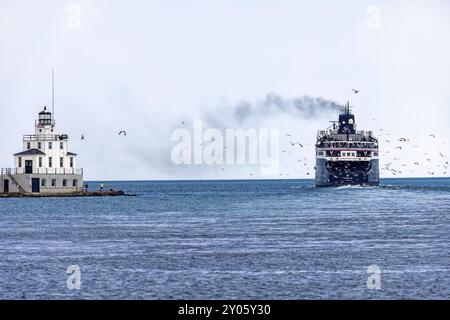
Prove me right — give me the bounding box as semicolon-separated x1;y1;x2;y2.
83;176;450;182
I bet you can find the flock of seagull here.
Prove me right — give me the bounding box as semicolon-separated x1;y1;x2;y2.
98;125;447;179
76;90;447;179
276;129;448;178
378;130;448;177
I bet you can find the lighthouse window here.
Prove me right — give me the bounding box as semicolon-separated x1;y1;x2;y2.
49;142;52;149
27;142;31;149
38;142;41;150
60;157;64;168
63;179;67;187
49;157;52;167
70;157;74;168
18;157;22;167
51;179;56;187
39;157;42;168
60;142;64;150
73;179;77;187
41;179;46;187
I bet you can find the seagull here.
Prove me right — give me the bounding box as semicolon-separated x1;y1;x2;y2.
398;138;408;142
352;89;360;94
430;134;436;138
118;131;127;136
396;146;402;150
291;142;304;147
439;152;446;158
81;135;85;140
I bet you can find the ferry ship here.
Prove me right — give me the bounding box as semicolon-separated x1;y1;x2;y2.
315;103;379;187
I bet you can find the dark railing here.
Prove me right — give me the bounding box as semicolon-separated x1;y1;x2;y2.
1;168;83;175
23;134;69;141
317;141;377;149
317;130;376;142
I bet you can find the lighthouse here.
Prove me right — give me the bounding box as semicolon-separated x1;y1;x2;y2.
0;107;83;194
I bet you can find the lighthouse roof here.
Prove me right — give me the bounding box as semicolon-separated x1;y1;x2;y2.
14;149;46;156
39;106;51;115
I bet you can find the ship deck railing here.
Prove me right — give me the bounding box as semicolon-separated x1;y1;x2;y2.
316;142;378;149
317;130;376;140
323;157;375;162
1;168;83;175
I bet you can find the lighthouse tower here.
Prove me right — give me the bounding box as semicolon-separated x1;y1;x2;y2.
0;107;83;194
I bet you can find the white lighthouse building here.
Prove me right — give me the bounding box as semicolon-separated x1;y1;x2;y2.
1;107;83;194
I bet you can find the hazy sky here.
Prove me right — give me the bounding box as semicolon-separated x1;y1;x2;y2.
1;0;449;180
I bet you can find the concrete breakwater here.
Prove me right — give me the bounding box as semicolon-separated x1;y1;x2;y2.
0;190;130;198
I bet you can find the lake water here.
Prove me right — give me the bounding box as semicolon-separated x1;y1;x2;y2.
1;178;450;299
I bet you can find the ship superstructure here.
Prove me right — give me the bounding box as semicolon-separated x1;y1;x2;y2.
315;103;379;186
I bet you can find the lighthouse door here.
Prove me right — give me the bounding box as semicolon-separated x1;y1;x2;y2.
3;180;9;193
31;178;40;193
25;160;33;174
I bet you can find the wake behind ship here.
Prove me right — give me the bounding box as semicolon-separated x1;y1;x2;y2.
315;103;379;187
